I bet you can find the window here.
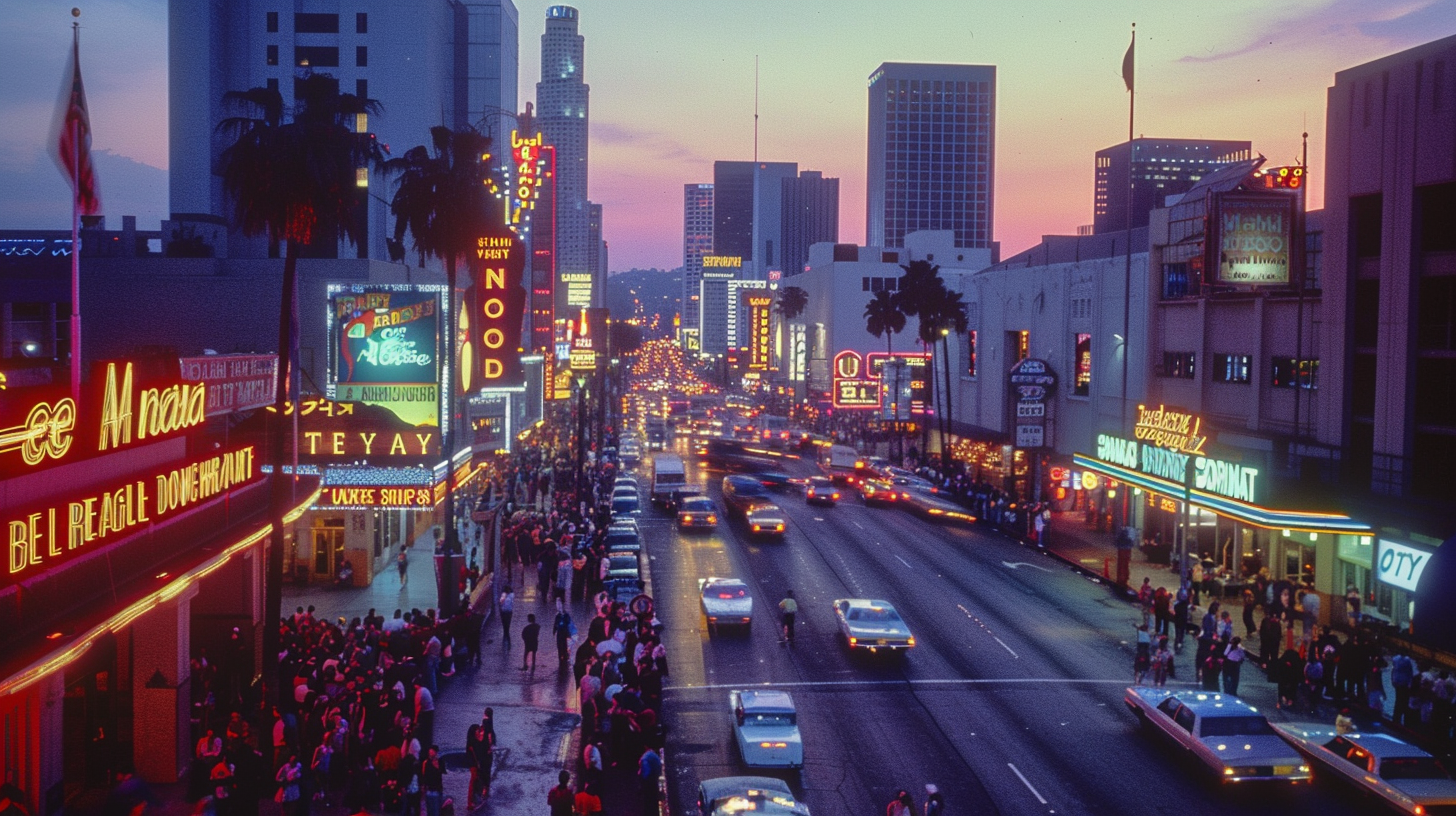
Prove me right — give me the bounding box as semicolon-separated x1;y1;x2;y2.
1073;333;1092;396
1163;352;1196;379
1271;358;1319;389
1008;330;1029;364
356;45;368;67
1162;263;1190;299
1212;353;1251;384
1304;229;1323;290
266;78;279;93
1173;707;1197;734
1414;358;1456;426
356;12;368;34
964;330;977;377
356;78;368;98
266;11;278;32
1418;183;1456;253
295;46;340;68
266;44;278;66
1353;278;1381;348
294;13;339;33
1352;194;1382;258
1418;275;1456;350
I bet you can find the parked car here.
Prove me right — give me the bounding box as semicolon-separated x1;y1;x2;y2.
745;504;788;539
699;577;752;631
730;689;803;768
1274;724;1456;814
1123;688;1311;784
604;528;641;553
611;493;641;517
698;777;809;816
803;476;839;506
677;496;719;531
832;599;915;654
604;553;642;588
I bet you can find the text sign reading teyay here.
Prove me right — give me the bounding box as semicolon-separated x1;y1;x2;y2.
1376;539;1431;593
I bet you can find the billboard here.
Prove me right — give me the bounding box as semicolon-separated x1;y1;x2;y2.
469;232;529;389
256;397;440;466
1208;192;1299;287
328;285;443;427
179;354;277;416
745;293;773;371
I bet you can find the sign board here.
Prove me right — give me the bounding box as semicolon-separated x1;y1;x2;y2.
1009;358;1056;449
178;354;278;417
509;130;546;226
469;232;529;389
256;398;439;466
1208;192;1298;287
1134;403;1207;456
1376;539;1431;593
745;293;773;371
1093;432;1260;503
1016;425;1045;448
315;485;435;509
328;286;442;427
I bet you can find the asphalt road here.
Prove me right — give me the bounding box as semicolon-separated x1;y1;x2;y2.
630;441;1373;816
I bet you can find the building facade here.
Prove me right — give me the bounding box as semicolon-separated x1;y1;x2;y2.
1093;138;1252;234
681;183;714;343
781;170;840;278
536;6;593;303
713;161;754;262
748;162;799;281
866;62;996;251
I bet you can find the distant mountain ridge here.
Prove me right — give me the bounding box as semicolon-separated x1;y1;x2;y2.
606;267;681;338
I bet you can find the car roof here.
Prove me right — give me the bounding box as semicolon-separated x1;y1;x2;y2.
808;476;832;484
703;577;747;590
681;496;715;507
839;598;897;610
699;777;794;803
747;504;784;515
737;689;795;712
1169;692;1264;717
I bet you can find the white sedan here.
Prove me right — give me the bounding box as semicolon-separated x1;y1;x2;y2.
1275;723;1456;813
699;577;752;632
730;689;803;768
832;599;915;654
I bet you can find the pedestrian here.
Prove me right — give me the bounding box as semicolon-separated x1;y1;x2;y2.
275;755;304;816
1152;587;1171;637
1172;586;1190;653
548;771;574;816
573;783;602;816
1133;623;1152;685
465;710;494;807
1276;648;1304;710
637;746;662;816
1222;637;1246;696
554;610;575;665
886;789;915;816
581;740;603;788
1241;589;1258;637
1195;602;1219;682
1391;652;1417;726
398;547;410;588
398;750;421;816
922;785;943;816
778;590;798;645
1202;649;1224;692
1346;584;1363;628
421;747;445;816
500;588;515;648
522;614;541;671
1258;611;1283;669
1300;587;1321;638
1151;637;1173;687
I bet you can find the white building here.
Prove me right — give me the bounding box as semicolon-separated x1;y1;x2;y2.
168;0;518;262
536;5;593;304
681;183;714;341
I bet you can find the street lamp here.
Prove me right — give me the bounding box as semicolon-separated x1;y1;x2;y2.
575;373;589;508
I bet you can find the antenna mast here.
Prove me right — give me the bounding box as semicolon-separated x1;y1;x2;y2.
754;55;760;163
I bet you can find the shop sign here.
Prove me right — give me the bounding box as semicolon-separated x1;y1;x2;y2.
1376;539;1431;593
1208;191;1298;287
746;294;773;371
1134;403;1207;456
1009;358;1055;449
328;285;442;427
1016;425;1044;448
831;351;880;409
179;354;277;417
316;485;435;509
509;130;545;226
261;398;439;466
6;445;259;585
868;353;929;415
1093;432;1260;503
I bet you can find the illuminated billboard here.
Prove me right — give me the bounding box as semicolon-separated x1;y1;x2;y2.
1208;192;1299;287
258;397;439;466
328;285;444;427
745;293;773;371
831;351;880;409
509;130;546;226
179;354;277;416
468;232;528;388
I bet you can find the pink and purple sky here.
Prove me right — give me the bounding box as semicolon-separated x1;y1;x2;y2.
2;0;1453;268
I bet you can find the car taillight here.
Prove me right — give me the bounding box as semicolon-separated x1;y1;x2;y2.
848;636;858;646
682;515;693;522
751;524;761;532
759;742;788;748
707;515;717;524
907;637;916;646
774;524;784;532
832;493;840;499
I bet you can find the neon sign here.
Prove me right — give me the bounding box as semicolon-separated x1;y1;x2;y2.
746;294;773;371
473;233;528;386
1133;403;1207;456
1094;432;1258;503
510;130;545;226
316;486;434;509
702;256;742;268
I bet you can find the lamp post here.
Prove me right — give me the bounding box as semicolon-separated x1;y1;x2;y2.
575;373;589;508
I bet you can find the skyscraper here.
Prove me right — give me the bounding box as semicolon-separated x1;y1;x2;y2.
866;62;996;250
536;6;592;305
749;161;799;280
462;0;519;132
168;0;519;261
713;161;755;262
682;183;714;342
781;170;839;278
1093;138;1252;234
587;201;604;303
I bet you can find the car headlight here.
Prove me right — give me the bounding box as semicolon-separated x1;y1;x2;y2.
751;524;761;532
707;515;717;523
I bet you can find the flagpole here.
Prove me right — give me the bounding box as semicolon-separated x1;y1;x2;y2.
1118;22;1136;584
70;18;82;406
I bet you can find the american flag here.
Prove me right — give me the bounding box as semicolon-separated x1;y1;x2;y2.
56;28;101;216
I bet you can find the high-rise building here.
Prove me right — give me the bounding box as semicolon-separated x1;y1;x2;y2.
536;6;592;306
749;162;799;280
587;201;605;303
1093;138;1252;234
713;161;755;261
168;0;519;261
866;62;996;250
463;0;519;133
682;183;714;341
781;170;840;277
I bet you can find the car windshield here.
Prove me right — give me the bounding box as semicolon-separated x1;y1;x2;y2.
744;712;796;727
1199;715;1275;737
707;585;747;599
609;557;637;570
847;607;901;622
683;499;715;511
1381;756;1450;780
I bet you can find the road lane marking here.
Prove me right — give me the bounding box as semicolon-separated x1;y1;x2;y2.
1007;763;1048;805
894;555;912;569
663;677;1132;692
957;604;1018;658
1001;561;1053;572
813;517;825;522
852;520;865;530
992;637;1019;658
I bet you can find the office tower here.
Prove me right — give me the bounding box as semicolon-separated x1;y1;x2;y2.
588;201;604;303
866;62;996;250
781;170;839;277
713;161;754;261
682;183;714;340
168;0;518;260
463;0;519;133
749;162;799;280
536;6;592;303
1093;138;1252;233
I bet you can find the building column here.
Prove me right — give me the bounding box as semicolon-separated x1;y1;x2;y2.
130;584;198;783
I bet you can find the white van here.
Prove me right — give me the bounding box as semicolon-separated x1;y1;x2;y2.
820;444;861;485
651;454;688;507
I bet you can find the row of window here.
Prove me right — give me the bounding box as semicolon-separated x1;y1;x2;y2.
861;276;899;293
267;44;367;68
1161;352;1320;388
267;12;368;35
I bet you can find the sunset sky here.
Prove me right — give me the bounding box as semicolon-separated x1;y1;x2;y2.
2;0;1453;269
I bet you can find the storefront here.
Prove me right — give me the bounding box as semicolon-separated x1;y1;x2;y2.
1372;537;1434;633
1074;413;1370;602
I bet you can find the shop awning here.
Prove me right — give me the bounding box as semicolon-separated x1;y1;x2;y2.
1073;452;1371;535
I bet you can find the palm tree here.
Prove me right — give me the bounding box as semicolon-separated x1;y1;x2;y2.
217;73;384;701
895;259;944;323
865;288;907;459
385;125;503;616
933;290;970;472
775;285;808;321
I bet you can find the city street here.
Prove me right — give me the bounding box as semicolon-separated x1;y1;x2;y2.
645;446;1369;816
